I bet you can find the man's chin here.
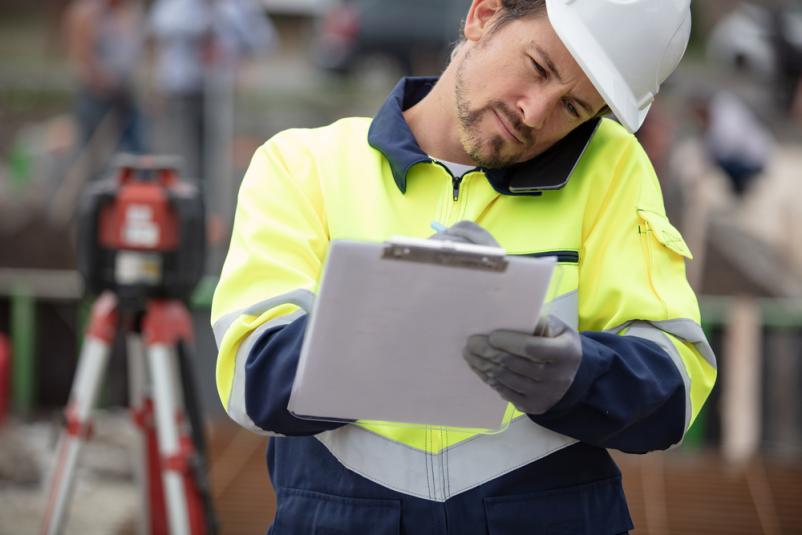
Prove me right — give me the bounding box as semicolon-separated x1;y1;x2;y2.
472;149;533;169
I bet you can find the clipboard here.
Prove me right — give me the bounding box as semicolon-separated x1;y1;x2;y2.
287;237;556;431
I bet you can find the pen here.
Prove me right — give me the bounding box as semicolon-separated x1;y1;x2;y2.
430;221;447;233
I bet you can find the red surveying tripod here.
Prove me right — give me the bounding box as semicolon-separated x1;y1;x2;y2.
41;156;217;535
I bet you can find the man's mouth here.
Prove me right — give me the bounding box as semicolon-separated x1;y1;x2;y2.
492;108;523;144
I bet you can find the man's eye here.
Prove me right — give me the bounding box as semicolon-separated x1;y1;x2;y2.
529;57;547;78
563;100;580;118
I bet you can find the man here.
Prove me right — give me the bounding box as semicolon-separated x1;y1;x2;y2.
691;90;774;197
64;0;146;165
212;1;717;533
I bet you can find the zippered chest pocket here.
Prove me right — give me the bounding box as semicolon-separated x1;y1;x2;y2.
517;250;580;264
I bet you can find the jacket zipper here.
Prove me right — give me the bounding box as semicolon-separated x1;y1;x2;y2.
521;250;580;263
452;175;463;201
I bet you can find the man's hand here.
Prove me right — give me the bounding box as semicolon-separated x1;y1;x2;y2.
429;220;500;247
463;315;582;415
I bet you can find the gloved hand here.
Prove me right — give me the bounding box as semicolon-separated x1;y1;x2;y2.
429;220;500;247
463;315;582;415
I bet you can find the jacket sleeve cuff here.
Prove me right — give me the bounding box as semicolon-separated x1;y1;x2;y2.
539;333;607;416
528;331;686;453
244;314;349;436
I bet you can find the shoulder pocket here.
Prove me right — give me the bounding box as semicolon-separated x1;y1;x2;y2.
637;209;693;259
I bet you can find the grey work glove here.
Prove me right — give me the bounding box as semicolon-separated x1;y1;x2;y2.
429;220;500;247
463;315;582;415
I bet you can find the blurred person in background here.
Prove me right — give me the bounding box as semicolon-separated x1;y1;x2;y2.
691;90;775;198
147;0;275;188
707;1;802;125
770;3;802;124
211;0;716;533
64;0;147;160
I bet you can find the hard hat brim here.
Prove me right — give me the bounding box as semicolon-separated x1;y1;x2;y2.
546;0;650;133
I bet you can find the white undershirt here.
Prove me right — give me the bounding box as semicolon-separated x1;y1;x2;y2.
431;157;477;178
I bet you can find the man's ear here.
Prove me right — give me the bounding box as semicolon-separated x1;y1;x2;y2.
464;0;504;43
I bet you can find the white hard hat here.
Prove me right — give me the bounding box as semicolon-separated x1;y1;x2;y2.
546;0;692;133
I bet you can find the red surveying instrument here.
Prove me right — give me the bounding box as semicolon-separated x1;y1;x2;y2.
41;155;217;534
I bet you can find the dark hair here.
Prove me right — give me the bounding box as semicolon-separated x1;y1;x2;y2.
457;0;547;43
492;0;548;30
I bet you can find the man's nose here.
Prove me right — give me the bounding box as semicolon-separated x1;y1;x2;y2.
517;89;561;131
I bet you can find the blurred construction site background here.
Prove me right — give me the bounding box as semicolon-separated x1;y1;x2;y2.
1;0;802;533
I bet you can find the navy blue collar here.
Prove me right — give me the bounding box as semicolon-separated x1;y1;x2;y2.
367;77;601;196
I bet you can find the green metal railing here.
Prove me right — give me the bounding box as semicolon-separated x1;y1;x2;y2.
700;296;802;329
10;287;35;415
3;269;801;453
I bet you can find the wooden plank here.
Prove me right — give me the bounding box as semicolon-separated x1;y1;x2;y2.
723;297;762;463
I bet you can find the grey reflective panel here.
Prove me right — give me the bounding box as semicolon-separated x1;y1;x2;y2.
225;311;304;436
651;318;717;369
548;290;579;330
212;308;241;349
212;289;316;348
604;318;716;371
316;417;576;502
213;288;316;434
244;288;316;316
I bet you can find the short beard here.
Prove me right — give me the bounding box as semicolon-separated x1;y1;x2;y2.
454;49;533;168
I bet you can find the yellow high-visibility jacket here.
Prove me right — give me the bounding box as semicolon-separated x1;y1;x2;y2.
211;78;716;534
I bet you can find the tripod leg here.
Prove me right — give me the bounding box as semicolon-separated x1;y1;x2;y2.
177;342;219;535
41;293;118;535
128;332;169;535
147;343;193;535
144;300;206;535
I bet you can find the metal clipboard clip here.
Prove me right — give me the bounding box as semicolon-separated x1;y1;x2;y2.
382;237;509;273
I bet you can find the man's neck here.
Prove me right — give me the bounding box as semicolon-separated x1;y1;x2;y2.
402;68;475;166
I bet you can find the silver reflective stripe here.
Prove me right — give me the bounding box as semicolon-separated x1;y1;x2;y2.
606;318;716;370
224;310;305;436
651;318;717;369
212;289;316;349
548;290;578;330
316;418;576;502
213;288;315;436
623;322;692;434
